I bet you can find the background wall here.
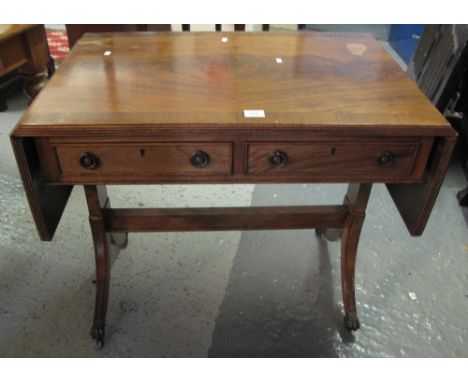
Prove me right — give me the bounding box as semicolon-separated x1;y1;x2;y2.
305;24;391;40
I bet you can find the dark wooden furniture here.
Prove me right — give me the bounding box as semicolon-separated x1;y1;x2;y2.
0;24;54;110
66;24;270;49
409;24;468;207
66;25;154;48
0;70;23;111
11;32;456;347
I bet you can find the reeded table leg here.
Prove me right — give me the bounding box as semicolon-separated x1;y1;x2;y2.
85;185;128;348
340;183;372;331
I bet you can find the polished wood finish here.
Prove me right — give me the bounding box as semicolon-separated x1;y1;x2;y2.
15;32;452;132
104;205;349;232
246;139;433;181
10;32;457;346
10;137;72;241
65;24;154;48
34;136;434;184
84;185;128;347
341;183;372;330
387;136;457;235
54;142;233;178
84;185;112;348
0;24;53;105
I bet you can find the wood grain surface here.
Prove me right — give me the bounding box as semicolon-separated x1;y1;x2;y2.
32;135;433;184
103;205;349;232
10;31;457;241
13;32;453;137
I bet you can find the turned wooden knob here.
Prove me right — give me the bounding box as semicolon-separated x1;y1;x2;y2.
191;150;210;168
268;150;288;167
79;152;100;170
377;152;394;167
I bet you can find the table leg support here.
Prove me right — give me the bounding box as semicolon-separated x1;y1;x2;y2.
82;182;371;343
85;185;120;348
88;214;111;348
340;183;372;331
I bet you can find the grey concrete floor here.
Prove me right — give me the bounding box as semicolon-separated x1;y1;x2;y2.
1;89;468;357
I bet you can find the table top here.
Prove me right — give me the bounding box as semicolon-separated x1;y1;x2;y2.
15;32;453;137
0;24;37;42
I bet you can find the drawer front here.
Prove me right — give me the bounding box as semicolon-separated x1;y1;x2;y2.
247;140;431;180
55;143;233;178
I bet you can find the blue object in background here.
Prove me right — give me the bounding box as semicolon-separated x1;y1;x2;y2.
389;25;425;64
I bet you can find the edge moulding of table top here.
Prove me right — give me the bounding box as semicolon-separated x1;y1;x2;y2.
10;32;457;348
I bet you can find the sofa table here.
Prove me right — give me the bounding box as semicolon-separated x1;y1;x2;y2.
10;32;456;347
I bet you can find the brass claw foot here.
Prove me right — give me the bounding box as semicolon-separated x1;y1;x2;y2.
90;324;105;348
344;312;360;331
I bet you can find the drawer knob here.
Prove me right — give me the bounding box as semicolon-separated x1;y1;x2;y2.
79;152;100;170
268;151;288;167
377;152;394;167
191;150;210;168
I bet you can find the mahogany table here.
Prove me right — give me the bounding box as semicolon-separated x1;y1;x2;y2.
10;32;456;347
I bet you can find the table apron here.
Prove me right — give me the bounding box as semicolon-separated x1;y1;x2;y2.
35;136;435;184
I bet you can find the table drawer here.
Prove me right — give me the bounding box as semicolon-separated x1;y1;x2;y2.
55;142;233;178
246;140;432;180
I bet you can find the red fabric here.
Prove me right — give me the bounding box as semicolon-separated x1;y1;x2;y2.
46;29;70;64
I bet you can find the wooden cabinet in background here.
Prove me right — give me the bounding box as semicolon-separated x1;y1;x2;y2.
0;24;54;110
65;24;171;48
